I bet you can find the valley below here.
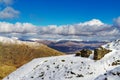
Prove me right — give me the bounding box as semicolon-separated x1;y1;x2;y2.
34;40;107;53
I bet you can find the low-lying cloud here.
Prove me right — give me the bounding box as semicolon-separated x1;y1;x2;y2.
0;17;120;41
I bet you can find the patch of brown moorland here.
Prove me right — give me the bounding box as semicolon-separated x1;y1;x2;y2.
0;43;64;80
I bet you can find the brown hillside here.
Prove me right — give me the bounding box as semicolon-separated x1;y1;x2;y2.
0;43;64;79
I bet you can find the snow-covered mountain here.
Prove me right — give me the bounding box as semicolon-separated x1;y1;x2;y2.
3;39;120;80
0;36;43;48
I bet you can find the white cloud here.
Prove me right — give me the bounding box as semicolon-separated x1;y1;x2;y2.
0;7;19;19
0;0;20;19
113;17;120;28
39;19;112;36
0;18;120;41
0;0;13;5
0;22;37;33
3;0;13;5
78;19;104;26
96;28;119;36
9;19;107;37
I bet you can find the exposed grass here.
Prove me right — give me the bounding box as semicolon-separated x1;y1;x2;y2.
0;43;64;79
0;64;16;80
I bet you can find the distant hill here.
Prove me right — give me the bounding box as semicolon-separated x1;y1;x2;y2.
37;40;107;53
0;36;64;80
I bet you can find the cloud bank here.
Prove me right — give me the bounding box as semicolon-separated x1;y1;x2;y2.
0;17;120;41
39;19;118;36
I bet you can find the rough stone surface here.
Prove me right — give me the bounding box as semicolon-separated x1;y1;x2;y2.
94;47;111;60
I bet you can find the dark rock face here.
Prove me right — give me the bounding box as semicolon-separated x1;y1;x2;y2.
75;49;92;57
80;49;92;57
94;47;111;60
112;60;120;66
75;47;112;60
75;52;81;56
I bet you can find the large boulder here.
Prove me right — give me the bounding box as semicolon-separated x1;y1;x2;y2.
94;47;111;60
81;49;92;57
75;52;81;56
75;49;92;57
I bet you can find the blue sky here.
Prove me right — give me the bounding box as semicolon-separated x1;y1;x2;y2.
0;0;120;26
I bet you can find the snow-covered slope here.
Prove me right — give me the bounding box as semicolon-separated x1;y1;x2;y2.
3;39;120;80
0;36;43;48
103;39;120;50
95;66;120;80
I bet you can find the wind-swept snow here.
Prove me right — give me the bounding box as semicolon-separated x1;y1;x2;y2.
102;39;120;50
95;66;120;80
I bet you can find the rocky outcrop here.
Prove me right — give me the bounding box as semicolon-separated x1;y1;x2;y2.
75;52;81;56
75;49;92;57
75;47;111;60
80;49;92;57
94;47;111;60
